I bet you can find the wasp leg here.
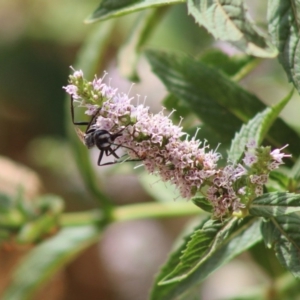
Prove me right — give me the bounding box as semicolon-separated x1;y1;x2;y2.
110;143;142;160
97;147;121;166
97;150;105;166
71;96;101;131
106;145;122;159
71;96;89;126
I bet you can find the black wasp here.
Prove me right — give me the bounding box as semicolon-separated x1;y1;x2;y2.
71;96;141;166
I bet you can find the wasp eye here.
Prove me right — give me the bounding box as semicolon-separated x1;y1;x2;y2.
84;132;96;149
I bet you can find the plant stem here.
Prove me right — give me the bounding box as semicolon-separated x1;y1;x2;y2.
61;202;202;227
111;202;202;222
61;210;102;227
231;58;261;82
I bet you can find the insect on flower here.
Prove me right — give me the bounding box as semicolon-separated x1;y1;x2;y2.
70;96;142;166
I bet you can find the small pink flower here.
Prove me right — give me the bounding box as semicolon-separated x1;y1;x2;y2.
270;145;291;163
63;85;79;98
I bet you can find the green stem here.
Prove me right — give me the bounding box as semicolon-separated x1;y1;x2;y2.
231;58;261;82
61;210;102;227
111;202;202;222
61;202;202;227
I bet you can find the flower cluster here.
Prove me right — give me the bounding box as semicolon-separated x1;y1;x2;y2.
206;141;291;218
64;69;291;218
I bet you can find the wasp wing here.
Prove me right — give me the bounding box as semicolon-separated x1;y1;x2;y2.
74;127;86;145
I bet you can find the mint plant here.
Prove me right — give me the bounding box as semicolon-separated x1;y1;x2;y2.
2;1;300;300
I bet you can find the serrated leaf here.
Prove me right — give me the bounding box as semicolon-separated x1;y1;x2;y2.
261;214;300;278
191;196;213;213
188;0;277;58
250;192;300;217
228;89;293;163
2;224;101;300
146;50;253;139
86;0;182;23
150;217;209;300
161;217;261;283
200;49;254;77
268;0;300;92
145;50;300;157
151;217;261;300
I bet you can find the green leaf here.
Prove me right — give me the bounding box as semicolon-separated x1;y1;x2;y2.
250;192;300;217
200;49;254;77
161;217;261;283
2;224;101;300
249;241;285;278
187;0;277;57
0;191;28;229
17;195;64;244
191;196;213;213
268;0;300;91
151;217;261;300
86;0;183;23
145;50;300;157
228;89;293;163
150;217;209;300
118;8;167;81
163;94;192;123
291;155;300;180
269;171;291;190
146;50;252;140
261;214;300;278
